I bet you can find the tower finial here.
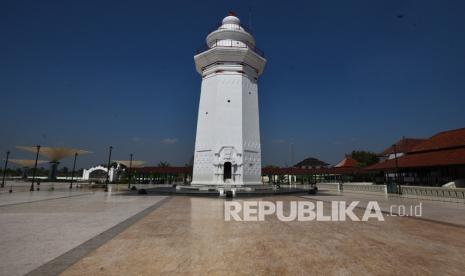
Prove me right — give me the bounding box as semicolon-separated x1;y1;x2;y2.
228;11;236;16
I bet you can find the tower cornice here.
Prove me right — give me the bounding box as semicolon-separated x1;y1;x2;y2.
194;47;266;75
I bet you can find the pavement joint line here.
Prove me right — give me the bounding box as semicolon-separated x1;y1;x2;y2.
0;192;95;208
296;195;465;229
24;196;172;276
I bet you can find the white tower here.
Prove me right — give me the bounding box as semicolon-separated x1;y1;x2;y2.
192;13;266;186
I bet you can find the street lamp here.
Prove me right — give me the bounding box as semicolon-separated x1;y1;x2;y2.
128;153;133;189
393;144;400;194
69;152;78;189
1;151;10;188
30;145;41;192
104;146;113;192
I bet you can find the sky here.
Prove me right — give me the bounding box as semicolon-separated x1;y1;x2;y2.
1;0;465;169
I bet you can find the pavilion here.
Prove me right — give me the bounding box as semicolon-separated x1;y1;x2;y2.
16;146;91;180
260;155;360;184
367;127;465;187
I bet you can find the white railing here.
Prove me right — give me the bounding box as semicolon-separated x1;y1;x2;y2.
343;183;387;194
316;183;340;190
400;186;465;203
316;182;465;203
317;182;386;194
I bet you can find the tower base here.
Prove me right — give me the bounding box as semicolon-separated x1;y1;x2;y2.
190;181;263;187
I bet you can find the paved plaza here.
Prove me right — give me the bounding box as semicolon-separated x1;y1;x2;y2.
304;189;465;227
61;195;465;275
1;187;465;275
0;189;166;276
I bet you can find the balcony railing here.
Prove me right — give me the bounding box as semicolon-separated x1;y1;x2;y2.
196;39;265;58
207;22;253;35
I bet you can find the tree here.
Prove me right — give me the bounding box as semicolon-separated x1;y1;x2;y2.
15;168;23;176
157;161;170;167
350;150;379;167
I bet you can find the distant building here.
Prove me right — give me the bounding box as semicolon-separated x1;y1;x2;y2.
294;157;329;169
334;156;358;168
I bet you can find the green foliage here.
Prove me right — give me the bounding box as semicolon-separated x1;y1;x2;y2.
0;168;23;176
34;167;49;176
157;161;170;167
350;150;379;167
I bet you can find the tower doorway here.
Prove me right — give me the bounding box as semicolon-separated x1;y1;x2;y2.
223;162;232;181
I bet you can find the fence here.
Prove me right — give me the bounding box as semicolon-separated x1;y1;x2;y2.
316;182;465;203
343;183;387;194
316;183;340;191
317;182;387;194
400;186;465;203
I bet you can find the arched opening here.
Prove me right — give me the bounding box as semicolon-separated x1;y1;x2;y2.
89;169;108;182
223;162;232;181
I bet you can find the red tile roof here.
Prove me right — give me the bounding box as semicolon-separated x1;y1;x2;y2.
409;127;465;153
132;166;192;174
371;127;465;171
381;138;426;155
133;166;364;175
261;166;363;175
367;147;465;171
334;156;358;168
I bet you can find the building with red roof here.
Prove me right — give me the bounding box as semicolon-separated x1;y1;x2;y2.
334;156;359;168
379;137;426;160
130;128;465;187
367;127;465;186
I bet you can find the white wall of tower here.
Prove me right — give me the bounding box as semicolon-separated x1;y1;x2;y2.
191;14;266;186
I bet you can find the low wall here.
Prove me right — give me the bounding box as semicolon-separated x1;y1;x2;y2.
316;182;465;203
316;183;339;190
343;183;387;194
400;186;465;203
317;182;387;194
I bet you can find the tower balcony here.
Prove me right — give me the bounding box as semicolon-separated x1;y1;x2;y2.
194;41;266;75
196;39;265;58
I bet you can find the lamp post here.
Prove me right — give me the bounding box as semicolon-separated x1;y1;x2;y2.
30;145;41;192
128;153;133;189
393;144;400;194
1;151;10;188
104;146;113;192
69;152;78;189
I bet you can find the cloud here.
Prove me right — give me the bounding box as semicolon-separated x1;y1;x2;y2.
161;138;178;145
